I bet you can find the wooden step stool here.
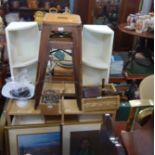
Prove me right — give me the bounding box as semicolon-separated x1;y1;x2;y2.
35;13;82;109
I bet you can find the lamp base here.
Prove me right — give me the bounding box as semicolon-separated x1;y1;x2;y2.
16;99;29;108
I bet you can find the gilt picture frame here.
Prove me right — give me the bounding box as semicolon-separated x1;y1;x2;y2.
7;125;61;155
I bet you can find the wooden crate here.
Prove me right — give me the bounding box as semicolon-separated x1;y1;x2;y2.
82;84;120;112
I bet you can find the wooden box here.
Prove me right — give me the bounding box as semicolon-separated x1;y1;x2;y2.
39;82;64;115
39;99;62;115
82;84;120;112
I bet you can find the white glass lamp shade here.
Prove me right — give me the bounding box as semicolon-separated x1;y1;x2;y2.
2;81;35;107
5;22;40;83
82;25;114;86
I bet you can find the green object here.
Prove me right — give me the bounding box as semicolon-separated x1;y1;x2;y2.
54;50;65;61
116;101;130;121
115;52;154;76
127;61;154;76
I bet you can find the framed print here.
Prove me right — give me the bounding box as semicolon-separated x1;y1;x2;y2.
8;125;61;155
62;123;102;155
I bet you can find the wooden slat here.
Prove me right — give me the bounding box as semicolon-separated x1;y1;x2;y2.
48;38;73;49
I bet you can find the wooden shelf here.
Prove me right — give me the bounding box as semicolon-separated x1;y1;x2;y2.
63;99;80;114
10;7;48;12
110;75;126;83
109;74;146;83
6;87;119;125
5;1;69;32
7;99;41;115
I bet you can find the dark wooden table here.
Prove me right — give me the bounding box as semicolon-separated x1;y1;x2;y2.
118;23;154;74
118;23;154;39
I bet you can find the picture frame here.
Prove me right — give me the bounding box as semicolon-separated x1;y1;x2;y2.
7;125;61;155
62;123;102;155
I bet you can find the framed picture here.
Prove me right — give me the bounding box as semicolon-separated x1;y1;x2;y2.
62;123;102;155
7;125;61;155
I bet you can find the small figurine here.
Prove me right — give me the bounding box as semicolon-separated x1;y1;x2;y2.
27;0;38;9
56;5;62;13
0;16;4;32
44;1;51;10
12;0;20;9
34;11;45;24
64;6;71;14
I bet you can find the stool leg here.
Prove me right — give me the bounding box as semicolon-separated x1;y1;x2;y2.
35;25;51;109
72;26;82;109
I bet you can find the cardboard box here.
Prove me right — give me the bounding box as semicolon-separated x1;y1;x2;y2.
110;55;124;75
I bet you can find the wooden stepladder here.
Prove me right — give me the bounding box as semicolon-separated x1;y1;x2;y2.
35;13;82;109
